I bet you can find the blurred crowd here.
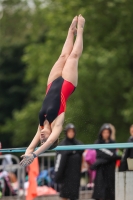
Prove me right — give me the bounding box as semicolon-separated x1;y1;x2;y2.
0;124;133;200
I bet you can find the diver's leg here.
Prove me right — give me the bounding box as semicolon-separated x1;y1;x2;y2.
47;16;77;85
62;15;85;87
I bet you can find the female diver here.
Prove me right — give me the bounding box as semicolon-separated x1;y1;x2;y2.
20;14;85;167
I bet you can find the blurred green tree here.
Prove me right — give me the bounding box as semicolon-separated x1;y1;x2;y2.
0;0;37;147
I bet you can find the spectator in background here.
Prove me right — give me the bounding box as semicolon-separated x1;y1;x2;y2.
109;124;116;141
91;123;121;200
110;124;122;170
0;142;2;155
84;149;96;190
2;155;13;170
54;123;83;200
119;124;133;171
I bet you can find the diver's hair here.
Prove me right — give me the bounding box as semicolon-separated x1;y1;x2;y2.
48;139;59;150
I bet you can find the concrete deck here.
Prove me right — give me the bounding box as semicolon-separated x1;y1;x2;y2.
0;191;93;200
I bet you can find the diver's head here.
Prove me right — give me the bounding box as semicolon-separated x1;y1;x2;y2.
40;125;51;145
40;125;59;150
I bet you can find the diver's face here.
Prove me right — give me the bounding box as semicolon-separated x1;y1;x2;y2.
102;129;110;141
40;127;51;144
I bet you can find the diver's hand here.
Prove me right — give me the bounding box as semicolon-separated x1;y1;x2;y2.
19;153;36;167
25;149;33;155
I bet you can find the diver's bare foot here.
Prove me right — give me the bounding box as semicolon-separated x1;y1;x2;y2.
77;14;85;29
69;16;78;35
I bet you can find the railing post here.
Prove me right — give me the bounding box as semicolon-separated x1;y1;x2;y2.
115;171;133;200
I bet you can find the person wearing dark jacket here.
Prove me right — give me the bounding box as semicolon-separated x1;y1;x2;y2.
119;124;133;171
54;123;83;200
91;123;121;200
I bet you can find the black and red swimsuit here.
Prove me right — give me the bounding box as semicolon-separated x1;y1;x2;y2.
39;76;75;127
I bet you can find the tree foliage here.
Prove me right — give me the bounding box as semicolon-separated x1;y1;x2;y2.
0;0;133;147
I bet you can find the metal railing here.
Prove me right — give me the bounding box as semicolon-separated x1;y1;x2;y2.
0;154;25;200
0;152;89;199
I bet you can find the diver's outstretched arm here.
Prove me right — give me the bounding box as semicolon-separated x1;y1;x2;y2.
35;121;63;155
19;113;64;167
25;126;40;154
